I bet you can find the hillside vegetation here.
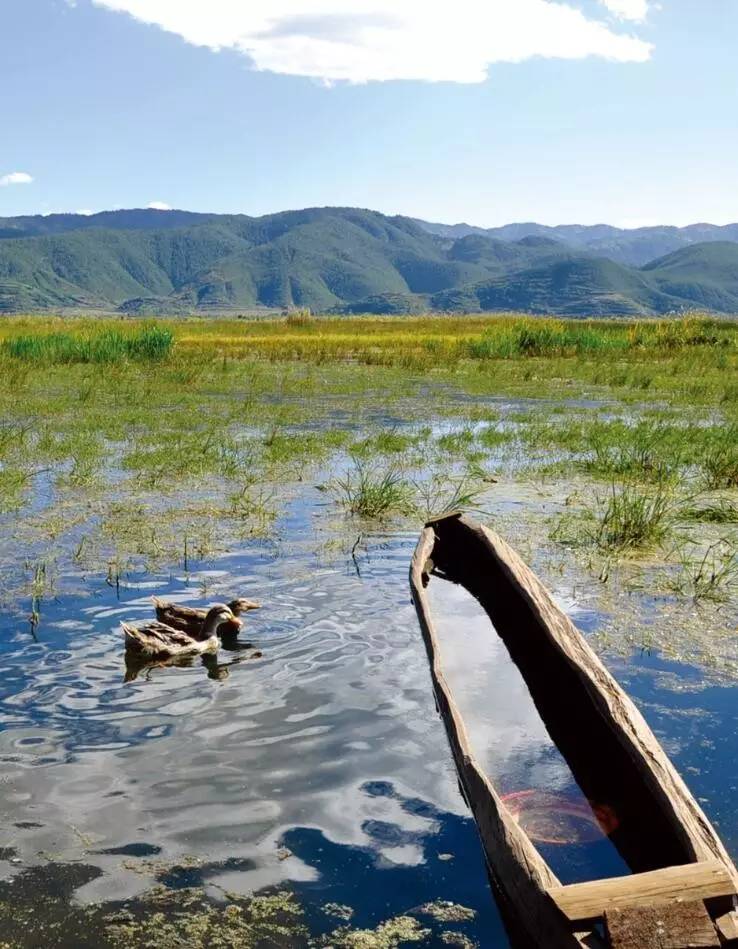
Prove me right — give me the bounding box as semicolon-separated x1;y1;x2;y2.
1;207;737;316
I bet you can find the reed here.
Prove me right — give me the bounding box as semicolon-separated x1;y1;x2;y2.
668;541;738;602
332;461;415;519
592;481;675;552
3;325;173;364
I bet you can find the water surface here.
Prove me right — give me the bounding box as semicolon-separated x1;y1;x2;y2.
0;484;736;947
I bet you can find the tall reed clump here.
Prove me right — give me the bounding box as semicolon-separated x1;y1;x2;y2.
3;325;174;364
464;315;732;361
701;426;738;489
591;481;675;552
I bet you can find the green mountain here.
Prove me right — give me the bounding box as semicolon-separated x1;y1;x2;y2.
0;207;736;316
415;218;738;267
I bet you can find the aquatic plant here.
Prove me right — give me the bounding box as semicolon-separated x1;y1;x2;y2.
682;499;738;524
317;915;430;948
667;540;738;602
701;428;738;489
332;461;415;519
414;474;489;521
591;482;675;552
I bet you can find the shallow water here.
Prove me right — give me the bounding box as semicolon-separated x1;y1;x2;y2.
0;483;736;947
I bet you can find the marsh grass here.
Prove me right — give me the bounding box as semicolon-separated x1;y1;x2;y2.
668;541;738;602
701;430;738;488
3;325;173;364
350;428;422;458
683;499;738;524
414;473;490;521
590;482;676;552
0;313;735;610
0;467;29;512
332;461;415;519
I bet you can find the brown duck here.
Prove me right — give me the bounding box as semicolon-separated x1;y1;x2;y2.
123;604;242;660
152;596;260;637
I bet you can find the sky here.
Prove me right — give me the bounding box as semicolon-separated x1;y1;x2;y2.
1;0;737;227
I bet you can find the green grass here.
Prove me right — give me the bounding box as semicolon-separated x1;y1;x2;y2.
591;482;675;552
331;461;415;520
683;499;738;524
3;325;173;364
0;313;734;598
668;541;738;602
701;429;738;488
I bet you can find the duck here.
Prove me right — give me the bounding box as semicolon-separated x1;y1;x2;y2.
151;596;260;638
122;604;242;661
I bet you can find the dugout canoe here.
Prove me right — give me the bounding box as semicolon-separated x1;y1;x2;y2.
410;512;738;948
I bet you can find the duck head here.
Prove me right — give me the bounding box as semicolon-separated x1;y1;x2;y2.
227;597;261;616
202;604;243;637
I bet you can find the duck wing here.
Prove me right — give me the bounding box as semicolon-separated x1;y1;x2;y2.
122;620;199;656
152;597;206;633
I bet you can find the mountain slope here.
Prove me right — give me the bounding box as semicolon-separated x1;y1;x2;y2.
432;257;679;316
415;218;738;267
644;242;738;312
0;206;736;316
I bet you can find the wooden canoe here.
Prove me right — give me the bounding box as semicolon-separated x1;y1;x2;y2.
410;513;738;948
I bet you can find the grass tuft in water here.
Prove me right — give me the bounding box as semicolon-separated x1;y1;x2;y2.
591;482;675;552
668;541;738;602
332;461;415;520
683;499;738;524
701;429;738;489
415;474;489;521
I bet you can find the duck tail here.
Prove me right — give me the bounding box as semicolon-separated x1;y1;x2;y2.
151;595;167;609
122;623;147;653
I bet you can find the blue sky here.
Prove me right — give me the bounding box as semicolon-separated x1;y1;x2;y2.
1;0;736;227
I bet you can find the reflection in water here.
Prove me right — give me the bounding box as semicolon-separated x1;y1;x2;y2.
0;489;502;944
123;645;263;683
429;573;631;883
0;484;736;946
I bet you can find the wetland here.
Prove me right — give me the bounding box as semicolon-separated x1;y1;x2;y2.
0;314;736;947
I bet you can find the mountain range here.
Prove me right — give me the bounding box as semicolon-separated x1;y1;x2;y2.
1;206;737;317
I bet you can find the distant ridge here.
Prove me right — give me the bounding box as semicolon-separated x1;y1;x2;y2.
0;206;737;316
413;218;738;267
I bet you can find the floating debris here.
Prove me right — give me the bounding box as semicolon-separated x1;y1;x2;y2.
441;933;477;948
416;901;476;923
322;903;354;921
316;915;429;948
104;886;306;948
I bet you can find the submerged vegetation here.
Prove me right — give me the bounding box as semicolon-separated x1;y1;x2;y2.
0;312;735;671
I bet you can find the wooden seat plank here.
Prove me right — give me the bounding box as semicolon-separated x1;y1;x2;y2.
549;861;736;922
716;910;738;944
605;901;720;949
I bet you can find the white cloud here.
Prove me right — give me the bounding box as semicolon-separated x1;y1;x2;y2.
76;208;95;216
0;171;34;187
90;1;652;84
147;200;173;210
599;0;650;21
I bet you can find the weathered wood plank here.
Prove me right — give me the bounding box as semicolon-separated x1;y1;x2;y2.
550;862;736;922
605;901;720;949
715;910;738;943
